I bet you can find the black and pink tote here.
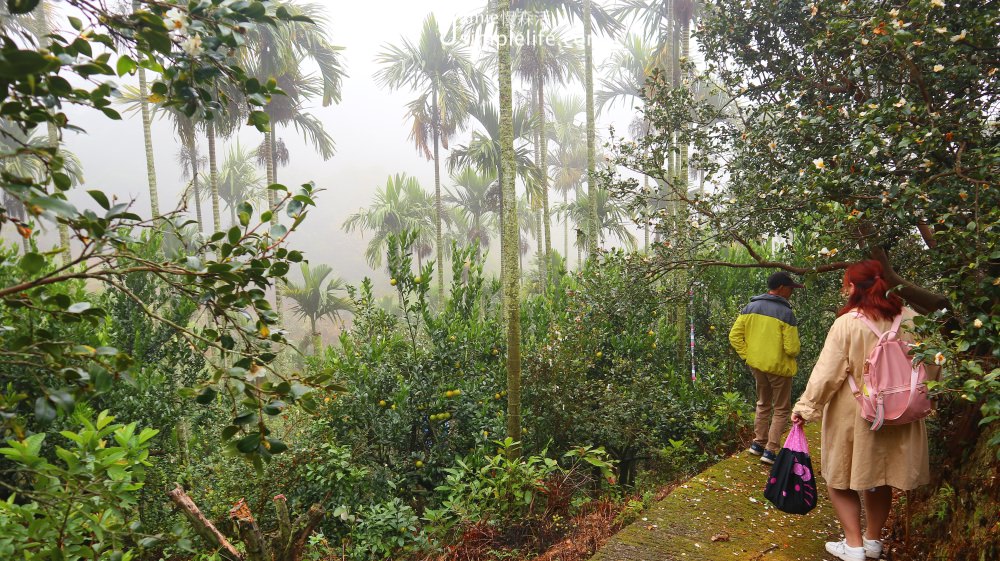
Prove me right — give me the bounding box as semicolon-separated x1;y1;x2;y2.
763;424;818;515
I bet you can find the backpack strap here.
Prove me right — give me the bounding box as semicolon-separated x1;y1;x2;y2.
852;312;904;343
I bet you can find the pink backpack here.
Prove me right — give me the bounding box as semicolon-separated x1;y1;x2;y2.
847;312;932;430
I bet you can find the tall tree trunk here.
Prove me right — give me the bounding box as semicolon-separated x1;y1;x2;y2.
564;190;569;265
269;128;279;226
644;175;650;252
48;122;71;264
474;213;483;261
536;207;543;279
207;121;221;231
138;87;158;217
532;117;545;284
498;0;521;455
134;0;159;218
584;0;598;259
264;127;277;222
673;7;691;360
538;78;551;281
186;126;204;233
432;86;445;299
311;317;321;355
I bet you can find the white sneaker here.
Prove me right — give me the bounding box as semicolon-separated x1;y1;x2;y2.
863;537;883;559
825;540;865;561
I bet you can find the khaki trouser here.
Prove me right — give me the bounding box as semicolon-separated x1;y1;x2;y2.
751;367;793;453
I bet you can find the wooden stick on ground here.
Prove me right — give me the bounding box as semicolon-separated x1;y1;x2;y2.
167;484;243;561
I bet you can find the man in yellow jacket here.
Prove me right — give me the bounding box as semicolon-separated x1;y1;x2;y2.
729;271;803;464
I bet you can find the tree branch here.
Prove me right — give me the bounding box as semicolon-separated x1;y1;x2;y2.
167;485;242;561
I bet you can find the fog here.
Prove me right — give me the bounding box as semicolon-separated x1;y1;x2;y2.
12;0;641;299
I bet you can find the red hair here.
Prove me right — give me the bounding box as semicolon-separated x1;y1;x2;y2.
837;260;904;321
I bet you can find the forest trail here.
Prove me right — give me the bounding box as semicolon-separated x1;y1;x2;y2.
591;424;842;561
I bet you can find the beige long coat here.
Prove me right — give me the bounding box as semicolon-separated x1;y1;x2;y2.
792;308;936;491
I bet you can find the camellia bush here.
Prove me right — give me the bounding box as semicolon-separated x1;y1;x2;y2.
601;0;997;558
0;1;342;558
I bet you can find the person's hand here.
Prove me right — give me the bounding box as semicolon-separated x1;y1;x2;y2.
791;412;806;426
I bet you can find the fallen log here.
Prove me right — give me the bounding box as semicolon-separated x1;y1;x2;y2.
167;484;242;561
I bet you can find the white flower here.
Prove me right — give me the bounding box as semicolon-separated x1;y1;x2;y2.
973;318;983;328
246;365;266;383
933;64;944;72
861;37;869;45
819;247;831;256
935;27;948;34
163;7;188;33
813;158;826;170
934;352;946;366
950;30;967;42
930;0;945;7
768;140;777;150
889;9;899;17
869;146;879;157
181;34;203;57
894;98;907;108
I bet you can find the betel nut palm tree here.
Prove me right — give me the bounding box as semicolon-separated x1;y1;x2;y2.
342;174;437;272
283;263;352;354
375;14;487;299
243;0;343;224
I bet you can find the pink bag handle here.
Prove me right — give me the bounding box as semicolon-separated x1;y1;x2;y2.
782;423;809;454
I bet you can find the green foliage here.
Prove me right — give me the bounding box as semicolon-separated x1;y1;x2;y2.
0;1;339;473
350;498;429;561
604;0;998;455
0;411;157;561
522;250;754;488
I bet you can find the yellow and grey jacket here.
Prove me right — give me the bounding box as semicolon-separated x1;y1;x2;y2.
728;294;801;377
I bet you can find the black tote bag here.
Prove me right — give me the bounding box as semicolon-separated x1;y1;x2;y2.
763;424;818;515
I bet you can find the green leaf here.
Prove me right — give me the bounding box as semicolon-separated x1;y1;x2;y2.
34;397;56;423
116;55;137;77
269;224;287;238
52;172;72;191
236;433;261;453
30;195;77;218
0;48;50;77
262;401;286;415
247;110;270;132
138;28;172;55
5;0;46;20
265;438;288;454
195;387;217;405
221;425;240;440
67;302;92;313
18;252;45;274
49;390;74;412
88;190;111;210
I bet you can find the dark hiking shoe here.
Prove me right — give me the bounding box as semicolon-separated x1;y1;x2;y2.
760;450;777;465
747;442;765;456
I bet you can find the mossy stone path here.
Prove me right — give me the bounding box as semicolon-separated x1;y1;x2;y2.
592;424;841;561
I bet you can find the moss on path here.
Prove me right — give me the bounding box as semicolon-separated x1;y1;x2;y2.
592;424;840;561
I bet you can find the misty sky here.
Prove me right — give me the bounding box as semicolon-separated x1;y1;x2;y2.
20;1;645;292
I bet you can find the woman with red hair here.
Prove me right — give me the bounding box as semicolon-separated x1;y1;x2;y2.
791;260;936;561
